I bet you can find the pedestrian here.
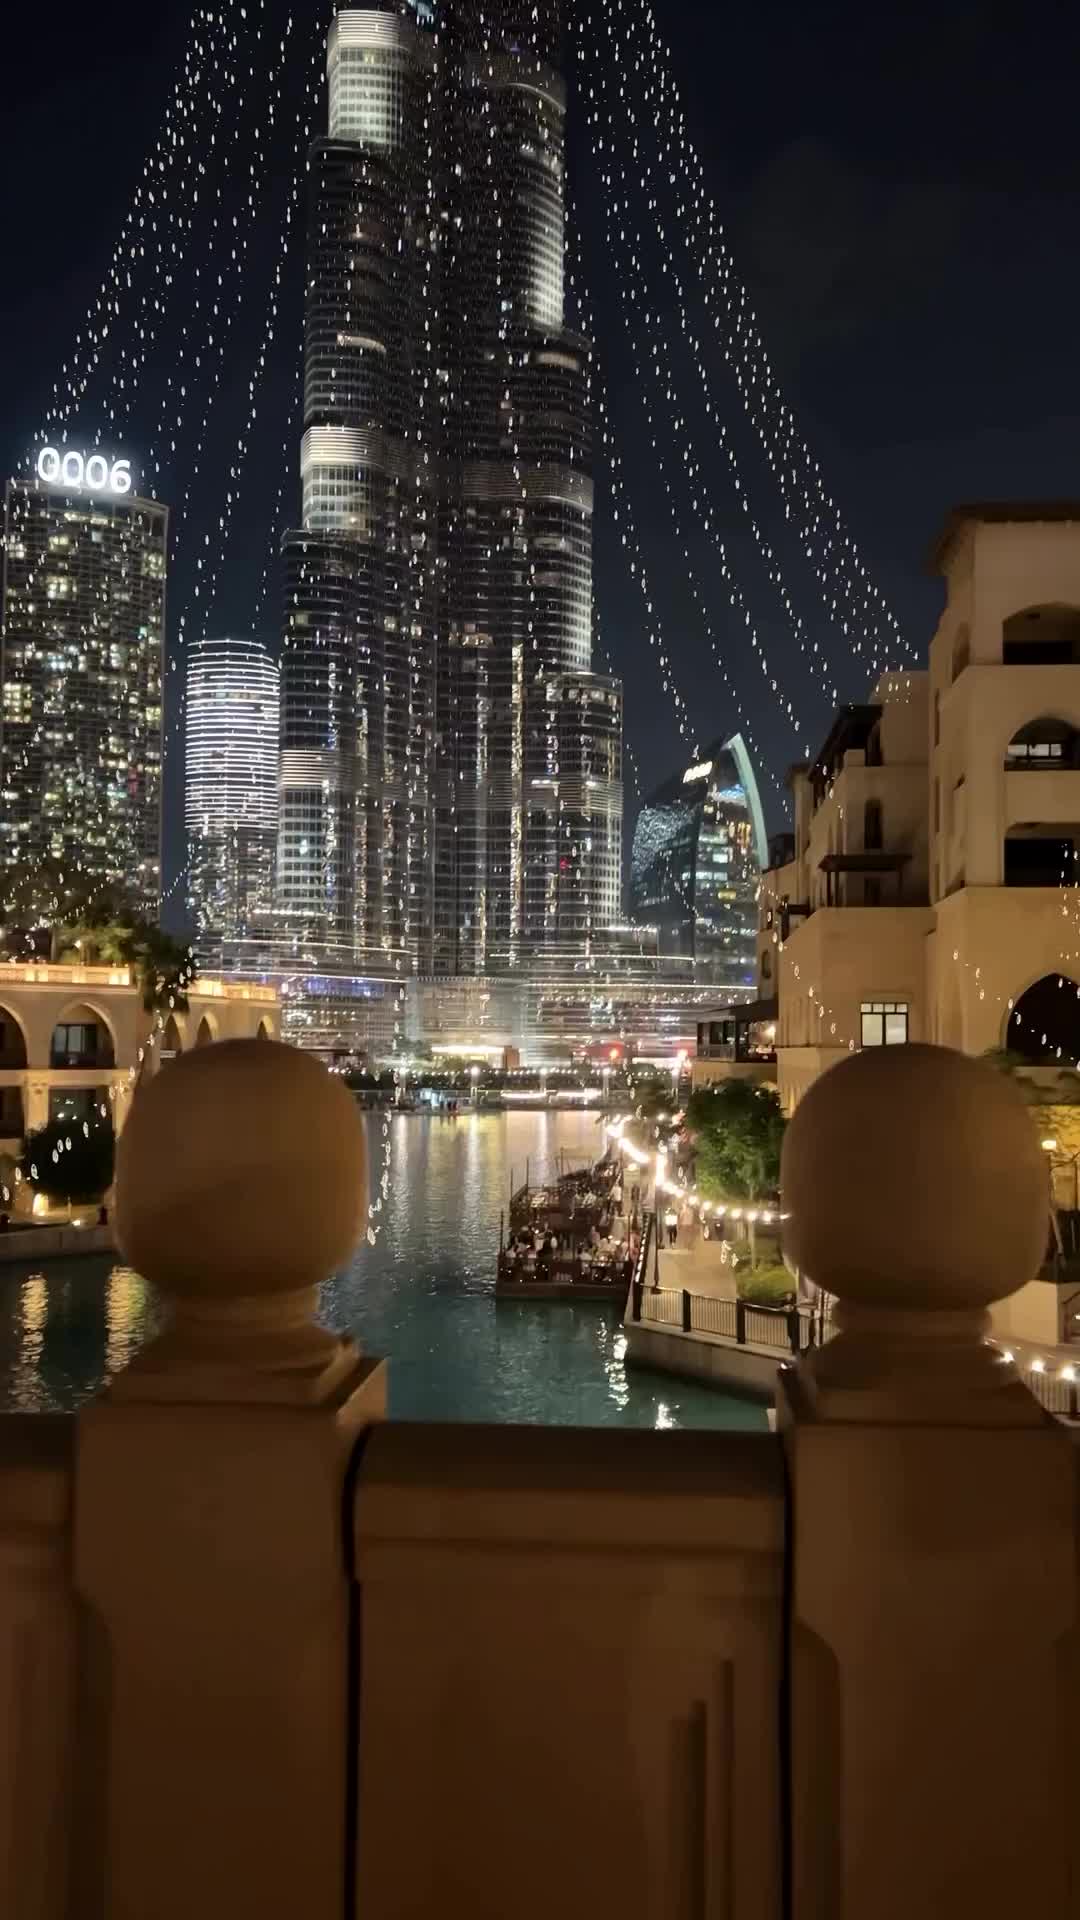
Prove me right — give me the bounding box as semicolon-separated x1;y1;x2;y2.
665;1204;678;1248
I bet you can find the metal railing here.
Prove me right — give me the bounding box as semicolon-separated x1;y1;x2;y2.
630;1280;1080;1417
630;1280;831;1356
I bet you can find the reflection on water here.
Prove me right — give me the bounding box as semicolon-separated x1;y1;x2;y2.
0;1112;766;1432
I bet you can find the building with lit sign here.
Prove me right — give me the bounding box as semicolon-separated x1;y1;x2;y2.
0;453;165;913
629;734;766;993
185;636;279;967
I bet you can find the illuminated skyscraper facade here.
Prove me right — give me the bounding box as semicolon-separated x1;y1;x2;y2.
185;635;279;964
277;1;621;1024
0;458;165;912
630;736;767;994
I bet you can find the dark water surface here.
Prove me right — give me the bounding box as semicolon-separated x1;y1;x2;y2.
0;1110;766;1430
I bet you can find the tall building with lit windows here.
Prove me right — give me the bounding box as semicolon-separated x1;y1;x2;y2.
0;456;166;913
185;635;279;965
276;1;621;1047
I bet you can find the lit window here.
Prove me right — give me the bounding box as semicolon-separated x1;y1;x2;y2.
861;1002;909;1047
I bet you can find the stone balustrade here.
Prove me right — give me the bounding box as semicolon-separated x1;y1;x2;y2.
0;1036;1076;1919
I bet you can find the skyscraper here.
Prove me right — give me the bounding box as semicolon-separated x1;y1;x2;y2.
0;446;165;911
276;1;622;1031
277;4;439;978
185;635;279;965
630;736;767;994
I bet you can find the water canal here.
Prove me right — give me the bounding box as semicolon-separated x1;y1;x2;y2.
0;1109;766;1430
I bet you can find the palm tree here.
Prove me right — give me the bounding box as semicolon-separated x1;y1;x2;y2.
127;926;197;1015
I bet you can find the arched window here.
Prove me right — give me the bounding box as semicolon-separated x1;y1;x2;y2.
864;799;883;850
1003;606;1080;666
1007;974;1080;1063
50;1005;115;1070
761;949;772;981
1005;717;1080;770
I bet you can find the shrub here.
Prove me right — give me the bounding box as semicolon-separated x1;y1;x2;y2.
737;1264;795;1307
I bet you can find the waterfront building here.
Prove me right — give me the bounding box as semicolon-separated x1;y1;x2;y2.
0;962;278;1154
185;635;279;967
276;1;622;1047
740;505;1080;1128
629;734;766;992
0;448;165;913
409;949;714;1067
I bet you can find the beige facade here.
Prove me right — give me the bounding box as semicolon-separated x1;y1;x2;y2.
750;507;1080;1117
0;964;280;1152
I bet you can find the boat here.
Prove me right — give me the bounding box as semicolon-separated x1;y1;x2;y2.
495;1150;643;1304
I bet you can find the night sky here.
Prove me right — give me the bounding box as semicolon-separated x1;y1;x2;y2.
4;0;1080;909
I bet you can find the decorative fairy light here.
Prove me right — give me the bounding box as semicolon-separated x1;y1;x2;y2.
46;7;233;440
614;0;914;673
142;9;296;471
571;247;788;803
166;18;323;781
593;151;840;711
252;336;305;634
108;12;254;435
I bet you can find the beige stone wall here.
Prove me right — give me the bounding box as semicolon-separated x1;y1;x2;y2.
778;906;934;1056
0;968;280;1142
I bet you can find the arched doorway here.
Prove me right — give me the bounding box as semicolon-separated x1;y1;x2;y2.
1006;975;1080;1064
194;1017;215;1049
256;1020;272;1041
161;1015;184;1061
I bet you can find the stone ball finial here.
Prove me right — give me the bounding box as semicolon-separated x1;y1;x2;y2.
782;1043;1047;1312
116;1039;368;1305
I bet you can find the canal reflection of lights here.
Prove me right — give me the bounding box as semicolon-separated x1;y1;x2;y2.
105;1266;146;1377
598;1320;630;1411
12;1271;48;1410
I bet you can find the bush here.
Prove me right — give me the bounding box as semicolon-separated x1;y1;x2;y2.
22;1118;115;1204
737;1264;795;1308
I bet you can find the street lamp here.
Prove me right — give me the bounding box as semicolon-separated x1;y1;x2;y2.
470;1063;480;1107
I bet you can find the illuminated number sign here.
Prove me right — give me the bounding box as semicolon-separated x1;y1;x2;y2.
36;447;134;497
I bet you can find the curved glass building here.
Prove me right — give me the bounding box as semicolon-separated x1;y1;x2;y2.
629;735;767;992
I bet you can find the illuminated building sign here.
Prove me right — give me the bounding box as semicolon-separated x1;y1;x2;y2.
36;447;134;497
682;760;713;784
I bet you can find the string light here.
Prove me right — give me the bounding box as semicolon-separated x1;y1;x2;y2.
614;0;914;672
46;8;234;440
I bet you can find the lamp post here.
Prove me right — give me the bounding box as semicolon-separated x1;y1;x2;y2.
470;1063;480;1108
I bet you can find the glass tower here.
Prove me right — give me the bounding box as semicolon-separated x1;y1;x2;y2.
629;735;767;993
277;1;622;1020
185;635;279;965
0;463;165;913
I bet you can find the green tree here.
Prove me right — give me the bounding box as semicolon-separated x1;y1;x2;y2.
686;1081;786;1207
21;1118;115;1205
124;924;197;1015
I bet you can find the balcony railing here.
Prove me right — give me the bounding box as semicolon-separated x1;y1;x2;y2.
0;1037;1075;1920
48;1049;113;1071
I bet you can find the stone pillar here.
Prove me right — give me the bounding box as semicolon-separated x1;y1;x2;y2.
24;1078;50;1134
75;1040;384;1920
0;1417;75;1920
779;1043;1079;1919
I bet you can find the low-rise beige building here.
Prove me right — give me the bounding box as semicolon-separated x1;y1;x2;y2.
729;505;1080;1115
0;963;280;1152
